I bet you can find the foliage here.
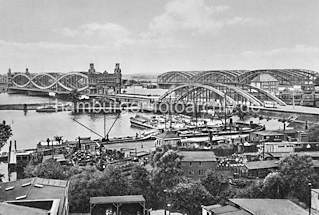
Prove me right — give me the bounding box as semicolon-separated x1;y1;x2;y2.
0;121;12;149
235;181;264;198
261;172;287;198
201;170;229;197
279;154;318;205
69;164;130;213
129;165;151;194
24;158;83;180
308;125;319;142
212;144;234;157
152;148;183;189
168;182;214;215
150;145;184;209
100;165;129;196
69;167;104;212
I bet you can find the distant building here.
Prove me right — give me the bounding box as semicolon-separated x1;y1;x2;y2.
0;177;69;215
238;160;279;178
261;142;295;154
0;74;7;84
250;73;279;95
154;131;181;147
0;73;8;92
178;151;217;180
87;63;122;95
249;130;285;143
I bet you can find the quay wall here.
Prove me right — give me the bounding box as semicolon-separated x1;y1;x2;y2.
259;108;319;123
0;103;55;110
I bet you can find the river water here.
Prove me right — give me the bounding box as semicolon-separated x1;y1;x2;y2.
0;86;286;152
0;87;167;152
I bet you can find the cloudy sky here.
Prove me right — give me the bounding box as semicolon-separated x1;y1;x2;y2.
0;0;319;74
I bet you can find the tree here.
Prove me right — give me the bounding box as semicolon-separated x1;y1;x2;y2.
129;165;153;207
24;158;82;180
201;170;229;197
150;146;184;209
236;181;264;198
69;167;104;212
68;165;131;213
262;172;287;199
279;154;318;205
100;165;129;196
168;182;214;215
308;125;319;142
129;165;151;195
152;148;183;189
0;120;12;149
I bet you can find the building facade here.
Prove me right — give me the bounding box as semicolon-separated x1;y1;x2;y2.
179;151;217;180
87;63;122;95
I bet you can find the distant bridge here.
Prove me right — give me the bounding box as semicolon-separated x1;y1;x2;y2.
157;69;319;86
159;83;286;107
8;72;89;94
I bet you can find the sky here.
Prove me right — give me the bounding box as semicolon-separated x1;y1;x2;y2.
0;0;319;75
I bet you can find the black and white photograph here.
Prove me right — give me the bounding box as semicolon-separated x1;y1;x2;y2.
0;0;319;214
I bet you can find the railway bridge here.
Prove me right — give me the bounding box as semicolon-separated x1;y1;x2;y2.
157;69;319;87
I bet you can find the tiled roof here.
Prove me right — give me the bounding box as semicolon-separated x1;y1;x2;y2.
229;199;308;215
179;151;217;162
244;160;279;170
90;195;145;205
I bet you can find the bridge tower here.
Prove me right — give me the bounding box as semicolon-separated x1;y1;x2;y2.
7;68;12;87
114;63;122;94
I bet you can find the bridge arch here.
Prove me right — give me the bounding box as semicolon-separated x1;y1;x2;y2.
11;73;31;88
158;83;266;106
10;72;89;92
229;83;286;106
157;71;195;85
238;69;316;85
193;70;245;84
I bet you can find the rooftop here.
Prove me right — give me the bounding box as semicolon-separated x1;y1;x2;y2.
244;160;279;170
0;202;48;215
179;151;217;162
157;131;180;139
90;195;145;205
251;73;279;83
229;198;308;215
202;204;250;215
0;177;68;214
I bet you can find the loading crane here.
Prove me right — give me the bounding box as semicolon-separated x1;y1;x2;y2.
72;113;120;143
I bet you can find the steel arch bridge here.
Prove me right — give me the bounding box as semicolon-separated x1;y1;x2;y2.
9;72;89;93
159;83;286;107
157;69;319;86
157;71;196;85
237;69;317;85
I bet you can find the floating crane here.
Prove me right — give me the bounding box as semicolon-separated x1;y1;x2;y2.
72;113;120;142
